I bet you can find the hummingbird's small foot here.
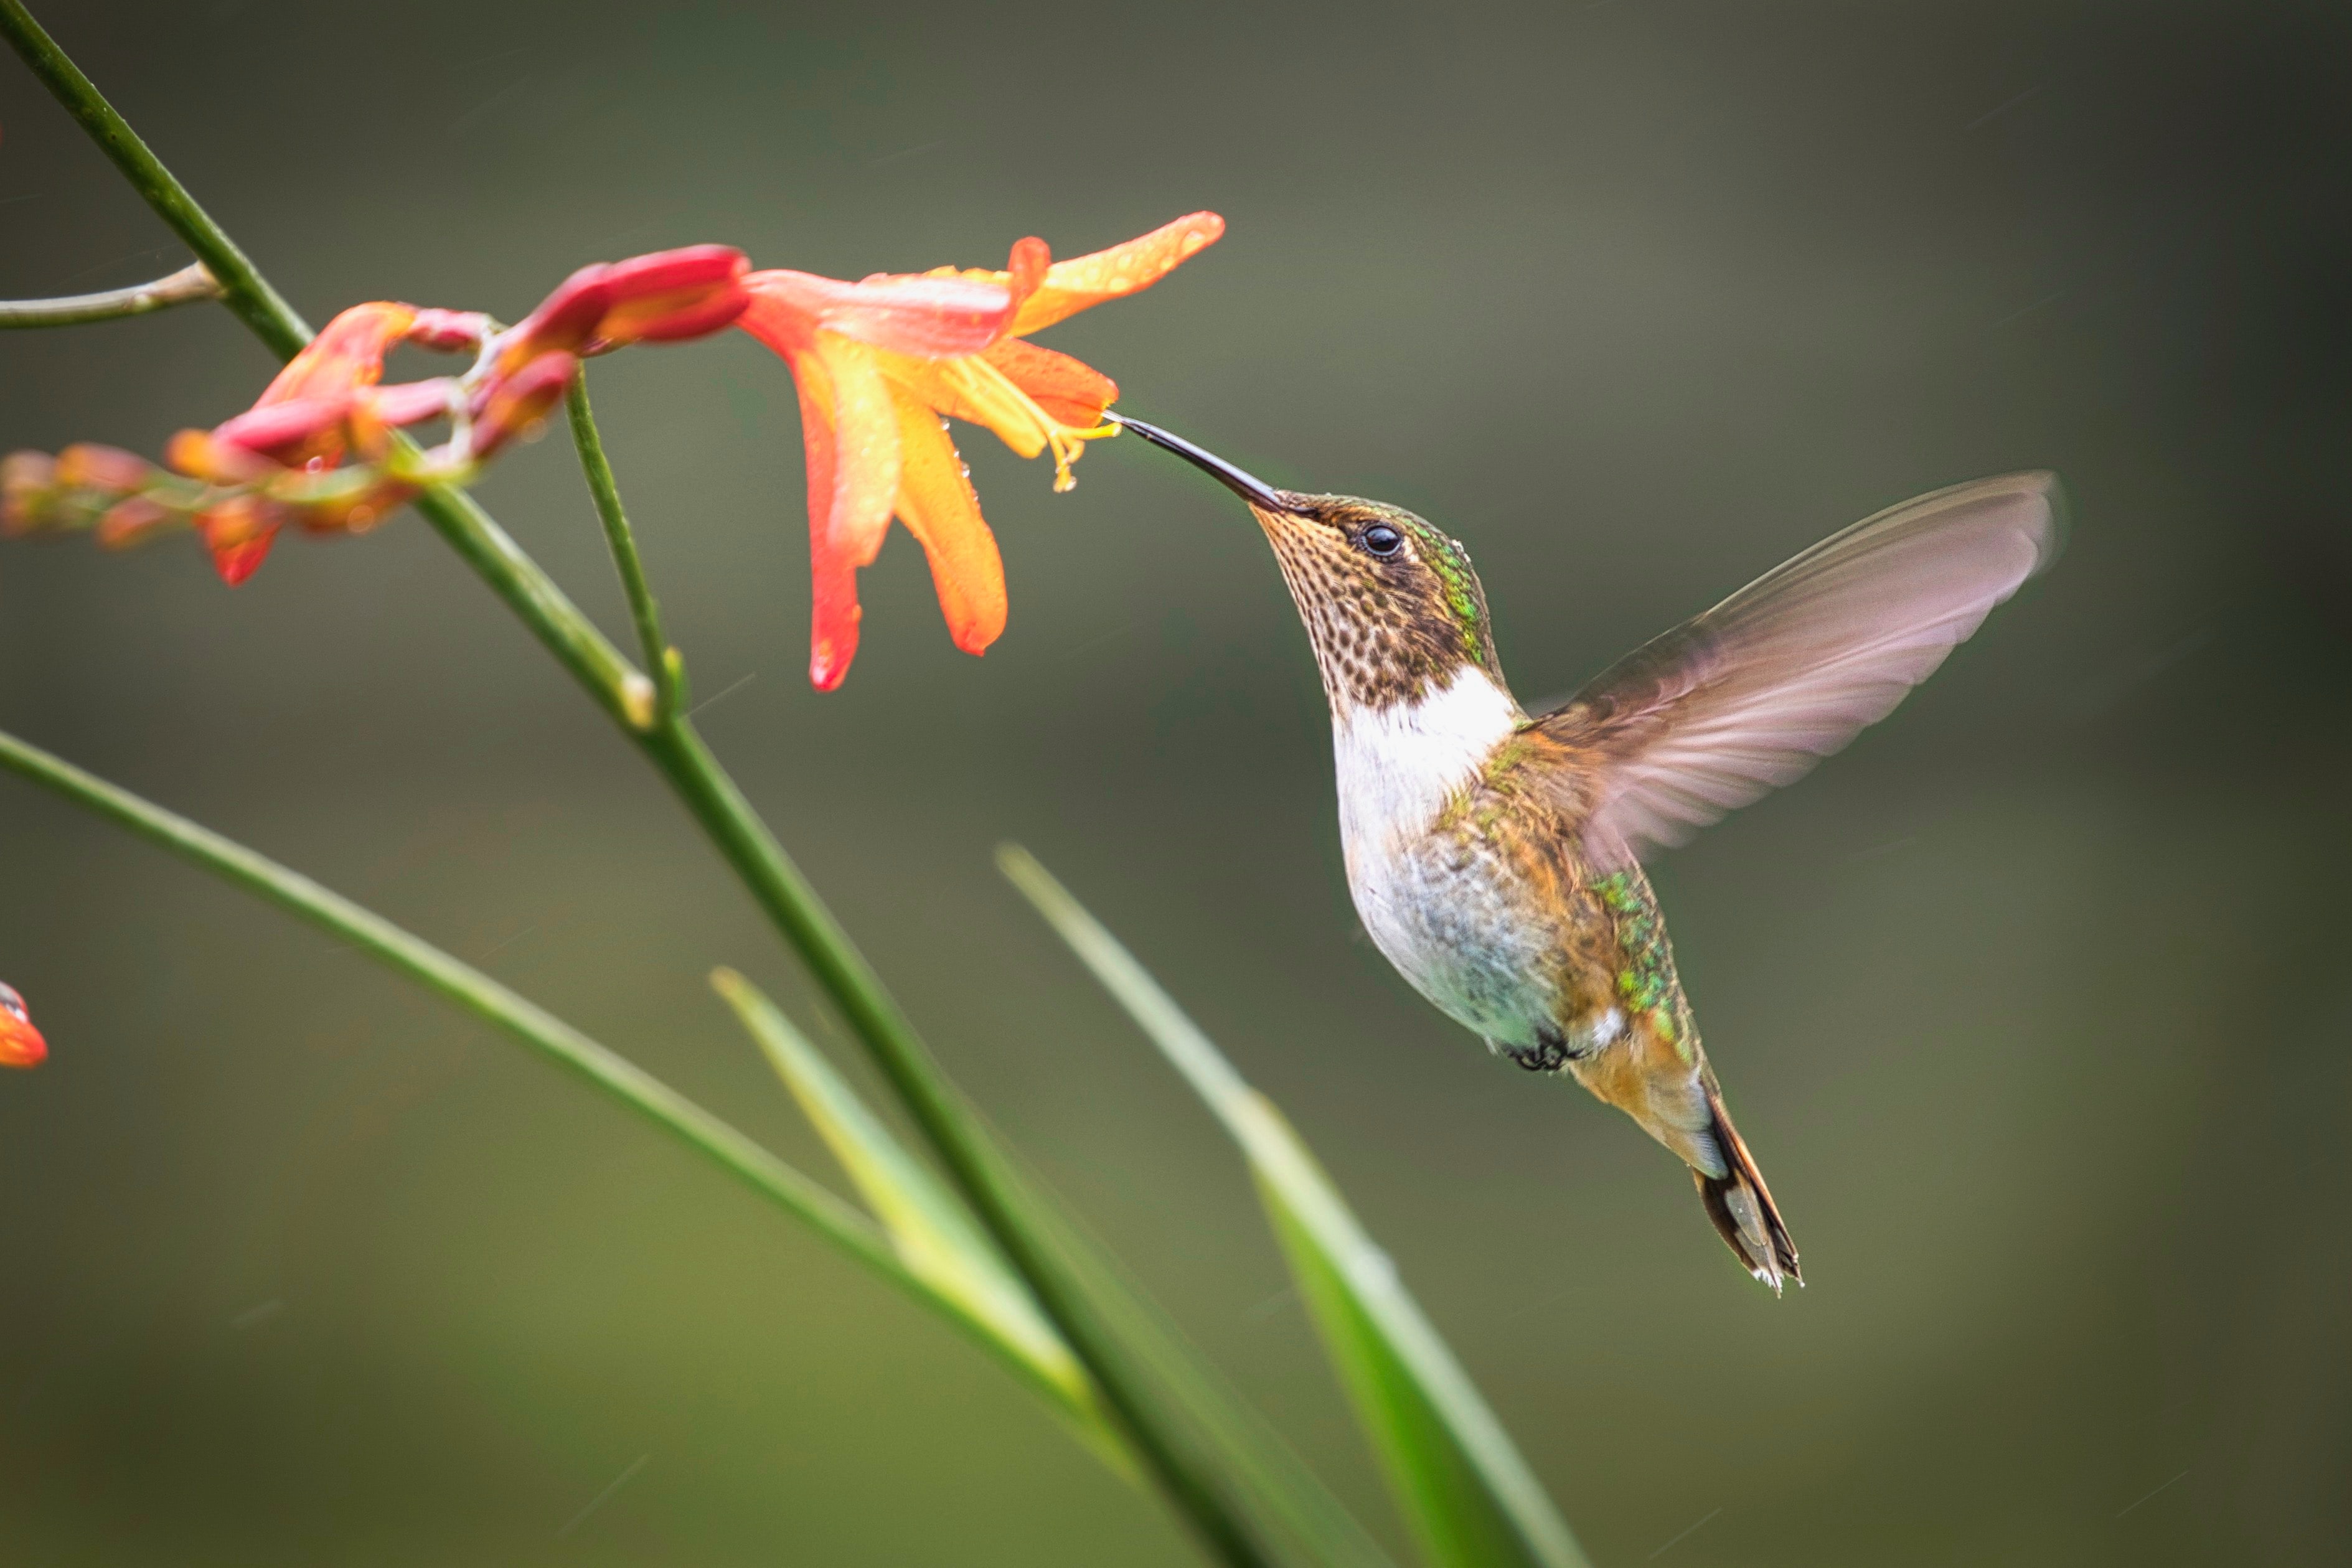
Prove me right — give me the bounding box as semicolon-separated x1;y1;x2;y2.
1502;1030;1579;1074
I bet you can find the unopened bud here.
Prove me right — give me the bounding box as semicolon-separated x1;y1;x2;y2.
587;245;751;348
166;428;278;487
0;982;45;1069
406;309;495;352
197;494;289;586
54;443;158;493
470;351;577;458
497;246;751;374
209;396;355;465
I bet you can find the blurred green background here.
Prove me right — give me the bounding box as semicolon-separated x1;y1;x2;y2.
4;1;2350;1563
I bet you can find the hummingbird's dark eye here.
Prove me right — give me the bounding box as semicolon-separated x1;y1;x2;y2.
1359;523;1404;558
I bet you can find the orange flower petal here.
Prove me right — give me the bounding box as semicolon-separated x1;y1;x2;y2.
874;350;1053;461
1008;212;1225;337
1002;235;1050;324
743;268;1014;357
983;339;1118;428
807;333;901;567
787;353;860;690
890;387;1006;656
807;534;863;690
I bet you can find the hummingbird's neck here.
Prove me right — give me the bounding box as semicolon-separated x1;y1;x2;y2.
1268;547;1503;715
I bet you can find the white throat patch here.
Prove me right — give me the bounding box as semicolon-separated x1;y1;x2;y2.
1330;665;1522;866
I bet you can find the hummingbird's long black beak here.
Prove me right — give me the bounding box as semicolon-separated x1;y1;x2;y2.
1107;413;1290;512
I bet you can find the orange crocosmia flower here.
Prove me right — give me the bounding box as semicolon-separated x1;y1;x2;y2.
0;982;45;1069
738;211;1224;689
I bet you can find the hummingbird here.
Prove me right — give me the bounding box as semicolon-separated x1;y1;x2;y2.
1111;414;2059;1292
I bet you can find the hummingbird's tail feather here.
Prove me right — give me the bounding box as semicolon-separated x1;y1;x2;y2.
1692;1084;1801;1294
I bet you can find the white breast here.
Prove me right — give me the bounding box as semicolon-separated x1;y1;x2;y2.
1331;665;1522;863
1332;667;1553;1045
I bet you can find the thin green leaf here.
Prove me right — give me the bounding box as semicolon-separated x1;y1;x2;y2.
985;1132;1404;1568
712;968;1116;1450
1000;846;1591;1568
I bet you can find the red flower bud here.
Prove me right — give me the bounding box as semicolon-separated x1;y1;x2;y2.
197;494;289;586
166;428;277;487
589;245;751;347
209;397;357;465
54;443;160;493
405;309;495;352
471;351;577;458
497;246;750;373
500;263;613;371
0;982;47;1069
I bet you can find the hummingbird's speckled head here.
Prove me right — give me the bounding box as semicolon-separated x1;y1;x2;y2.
1111;416;1503;711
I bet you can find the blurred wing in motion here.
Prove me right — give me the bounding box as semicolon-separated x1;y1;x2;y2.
1535;472;2062;865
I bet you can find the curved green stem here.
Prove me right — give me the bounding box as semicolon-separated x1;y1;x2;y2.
568;372;679;719
0;0;307;357
0;261;221;328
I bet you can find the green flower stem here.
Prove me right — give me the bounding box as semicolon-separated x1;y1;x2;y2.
4;14;1277;1562
0;1;308;358
0;261;222;328
567;372;679;718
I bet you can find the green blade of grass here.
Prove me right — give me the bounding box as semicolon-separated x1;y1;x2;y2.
1000;846;1591;1568
984;1129;1405;1568
711;967;1129;1470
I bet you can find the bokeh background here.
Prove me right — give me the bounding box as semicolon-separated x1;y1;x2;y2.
4;1;2350;1563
